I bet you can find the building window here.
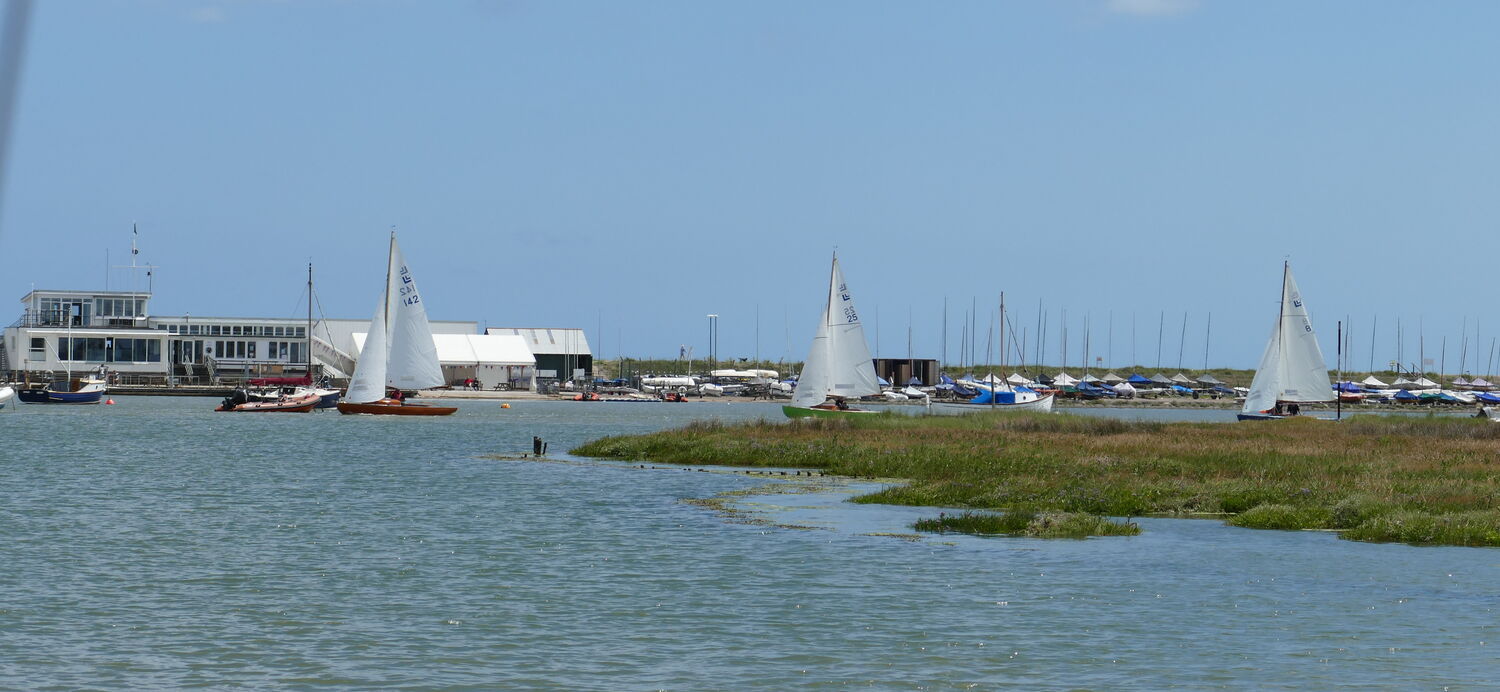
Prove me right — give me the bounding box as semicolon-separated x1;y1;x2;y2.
29;337;44;356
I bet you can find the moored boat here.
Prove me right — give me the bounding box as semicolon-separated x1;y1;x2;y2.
17;377;107;404
929;389;1056;415
216;388;320;412
0;385;13;409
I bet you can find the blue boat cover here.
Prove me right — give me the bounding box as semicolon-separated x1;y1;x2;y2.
939;374;956;385
1394;389;1419;401
1477;392;1500;403
1127;374;1153;384
970;389;1019;405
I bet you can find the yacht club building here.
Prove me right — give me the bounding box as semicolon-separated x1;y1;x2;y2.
2;288;540;390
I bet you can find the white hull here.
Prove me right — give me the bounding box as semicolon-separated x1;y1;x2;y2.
929;393;1055;415
1484;406;1500;422
0;385;13;409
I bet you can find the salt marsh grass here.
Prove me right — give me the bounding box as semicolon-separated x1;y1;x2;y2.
574;412;1500;546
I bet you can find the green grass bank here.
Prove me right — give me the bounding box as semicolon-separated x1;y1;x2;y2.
572;412;1500;547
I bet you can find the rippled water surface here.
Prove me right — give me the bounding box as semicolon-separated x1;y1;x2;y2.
2;398;1497;689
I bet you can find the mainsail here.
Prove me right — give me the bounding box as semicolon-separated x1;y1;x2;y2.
345;233;446;404
792;255;881;407
1242;263;1333;414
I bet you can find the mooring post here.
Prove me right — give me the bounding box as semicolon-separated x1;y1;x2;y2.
533;436;543;455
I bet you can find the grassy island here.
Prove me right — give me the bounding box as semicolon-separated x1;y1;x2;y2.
573;412;1500;547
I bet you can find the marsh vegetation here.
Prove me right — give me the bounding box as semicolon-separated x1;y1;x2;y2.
574;411;1500;546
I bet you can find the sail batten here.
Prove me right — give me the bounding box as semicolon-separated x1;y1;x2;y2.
1242;263;1333;414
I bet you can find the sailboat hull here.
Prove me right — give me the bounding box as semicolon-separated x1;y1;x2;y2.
337;399;457;416
928;392;1056;415
17;381;105;404
1236;411;1337;421
782;405;879;420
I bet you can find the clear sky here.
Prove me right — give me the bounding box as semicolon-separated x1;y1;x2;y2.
3;0;1499;373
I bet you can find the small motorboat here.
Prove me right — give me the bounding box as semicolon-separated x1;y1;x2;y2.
216;388;320;412
0;385;14;410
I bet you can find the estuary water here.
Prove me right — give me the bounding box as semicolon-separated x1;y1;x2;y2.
1;398;1496;689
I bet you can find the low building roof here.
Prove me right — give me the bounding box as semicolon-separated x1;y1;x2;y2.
353;333;535;366
486;327;591;356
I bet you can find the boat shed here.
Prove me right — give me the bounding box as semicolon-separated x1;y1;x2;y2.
873;358;938;386
352;331;537;390
486;327;592;383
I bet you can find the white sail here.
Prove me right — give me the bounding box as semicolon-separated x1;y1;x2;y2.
792;255;881;407
1242;263;1332;413
385;238;445;391
345;298;389;404
344;233;445;403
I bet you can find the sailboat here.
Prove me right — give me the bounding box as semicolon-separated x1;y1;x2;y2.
783;253;883;419
929;293;1054;415
1238;261;1334;421
244;264;341;408
336;232;458;416
17;316;106;404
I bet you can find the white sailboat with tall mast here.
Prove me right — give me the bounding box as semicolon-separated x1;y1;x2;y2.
783;253;883;419
1238;261;1334;421
930;291;1054;414
337;232;457;416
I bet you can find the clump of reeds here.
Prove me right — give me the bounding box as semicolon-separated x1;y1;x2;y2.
1227;504;1331;531
913;510;1140;539
1342;510;1500;546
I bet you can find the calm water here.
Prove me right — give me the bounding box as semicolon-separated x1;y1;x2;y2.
1;398;1496;689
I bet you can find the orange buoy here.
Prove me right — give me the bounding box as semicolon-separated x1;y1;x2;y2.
105;399;116;405
501;403;510;409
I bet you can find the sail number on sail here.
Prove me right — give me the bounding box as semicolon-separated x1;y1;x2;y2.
399;265;421;305
839;282;859;323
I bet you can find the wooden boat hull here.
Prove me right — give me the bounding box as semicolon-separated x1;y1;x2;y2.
337;399;458;416
17;386;104;404
782;405;880;419
928;392;1056;415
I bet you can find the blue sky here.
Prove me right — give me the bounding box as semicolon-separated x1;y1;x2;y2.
3;0;1499;372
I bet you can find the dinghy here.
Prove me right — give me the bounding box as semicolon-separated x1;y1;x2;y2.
1238;262;1334;421
337;232;458;416
783;254;882;419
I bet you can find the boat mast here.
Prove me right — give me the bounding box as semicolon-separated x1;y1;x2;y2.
384;230;396;394
307;262;313;384
1276;261;1288;406
825;252;837;400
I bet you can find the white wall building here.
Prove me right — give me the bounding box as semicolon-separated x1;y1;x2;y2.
486;327;592;382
